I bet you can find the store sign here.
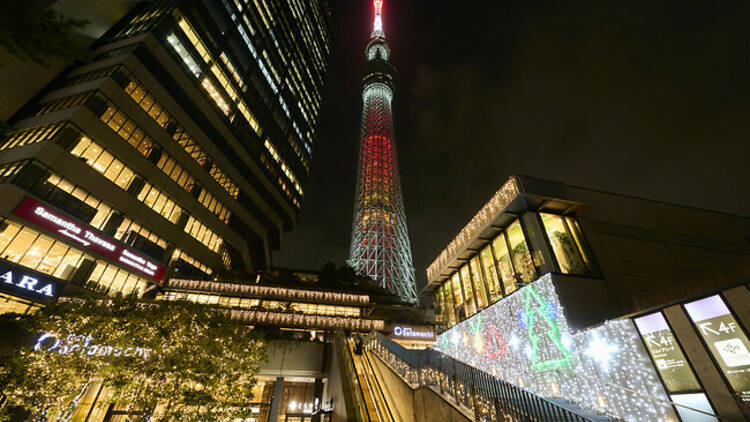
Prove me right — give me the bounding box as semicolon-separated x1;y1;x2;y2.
393;326;434;339
13;198;166;281
34;333;152;360
685;295;750;402
0;260;62;300
634;312;701;393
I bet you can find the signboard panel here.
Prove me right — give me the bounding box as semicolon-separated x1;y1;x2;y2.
685;295;750;403
634;312;701;393
13;198;166;282
0;259;63;302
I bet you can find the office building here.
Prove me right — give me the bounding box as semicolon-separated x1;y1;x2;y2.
0;0;334;314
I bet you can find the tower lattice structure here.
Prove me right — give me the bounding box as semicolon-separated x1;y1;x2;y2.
348;0;418;304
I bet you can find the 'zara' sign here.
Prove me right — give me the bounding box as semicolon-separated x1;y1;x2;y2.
0;260;60;300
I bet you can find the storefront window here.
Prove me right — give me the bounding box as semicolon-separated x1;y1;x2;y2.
469;257;488;310
87;260;148;296
491;233;516;295
479;245;502;303
684;295;750;404
540;213;588;275
435;288;444;326
459;265;476;317
634;312;702;393
0;292;41;315
451;273;464;321
0;222;86;280
506;220;536;283
442;282;456;327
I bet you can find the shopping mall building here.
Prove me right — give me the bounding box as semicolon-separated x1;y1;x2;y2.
422;175;750;421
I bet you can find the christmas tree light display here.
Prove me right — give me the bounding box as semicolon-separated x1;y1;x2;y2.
435;274;679;421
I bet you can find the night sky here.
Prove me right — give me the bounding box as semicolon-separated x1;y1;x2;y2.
274;0;750;291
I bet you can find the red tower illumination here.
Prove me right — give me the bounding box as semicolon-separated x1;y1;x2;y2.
349;0;418;304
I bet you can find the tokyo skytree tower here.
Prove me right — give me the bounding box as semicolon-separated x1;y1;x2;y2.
348;0;418;304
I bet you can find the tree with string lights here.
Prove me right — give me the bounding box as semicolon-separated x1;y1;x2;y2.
0;295;266;421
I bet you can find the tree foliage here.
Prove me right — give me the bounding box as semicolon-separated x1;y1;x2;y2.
0;0;89;67
0;295;266;421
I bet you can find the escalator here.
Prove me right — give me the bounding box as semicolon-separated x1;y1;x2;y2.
334;333;395;422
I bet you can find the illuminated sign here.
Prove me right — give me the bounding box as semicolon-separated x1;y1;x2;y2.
685;295;750;403
0;260;61;300
34;333;152;360
393;326;434;339
13;198;166;281
634;312;701;393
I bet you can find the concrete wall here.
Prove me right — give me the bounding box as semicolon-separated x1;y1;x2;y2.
569;186;750;315
323;343;349;422
368;352;471;422
259;340;325;378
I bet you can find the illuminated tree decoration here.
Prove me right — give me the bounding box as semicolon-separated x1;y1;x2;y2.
0;295;266;422
435;275;680;422
522;285;572;371
485;326;507;358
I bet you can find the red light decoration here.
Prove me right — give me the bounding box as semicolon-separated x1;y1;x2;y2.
486;326;508;359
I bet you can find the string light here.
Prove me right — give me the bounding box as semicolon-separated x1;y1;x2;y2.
436;274;679;421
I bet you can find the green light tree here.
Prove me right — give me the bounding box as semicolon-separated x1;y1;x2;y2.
0;295;266;421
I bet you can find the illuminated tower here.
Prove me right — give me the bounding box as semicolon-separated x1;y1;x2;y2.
349;0;418;304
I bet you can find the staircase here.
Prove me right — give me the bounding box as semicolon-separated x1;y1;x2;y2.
365;332;612;422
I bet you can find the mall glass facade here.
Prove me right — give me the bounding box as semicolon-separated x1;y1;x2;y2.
434;213;593;329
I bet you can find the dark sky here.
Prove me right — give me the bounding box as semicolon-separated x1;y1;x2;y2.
274;0;750;290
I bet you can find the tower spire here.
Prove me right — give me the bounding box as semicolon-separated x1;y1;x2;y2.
350;0;418;304
372;0;385;38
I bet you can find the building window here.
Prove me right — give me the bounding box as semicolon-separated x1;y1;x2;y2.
479;245;503;303
64;65;119;88
70;136;136;190
0;292;41;316
171;249;213;275
540;213;592;275
491;231;517;295
86;260;148;297
184;216;223;253
459;264;476;317
450;272;465;321
1;122;67;151
35;91;94;116
137;183;183;224
0;221;86;280
115;218;170;250
122;68;242;200
99;102;155;157
436;218;539;327
506;220;536;283
469;256;488;309
43;174;116;230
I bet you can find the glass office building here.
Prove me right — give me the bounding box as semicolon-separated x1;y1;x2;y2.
0;0;334;311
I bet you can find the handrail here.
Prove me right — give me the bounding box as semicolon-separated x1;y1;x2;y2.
366;332;605;422
361;344;396;422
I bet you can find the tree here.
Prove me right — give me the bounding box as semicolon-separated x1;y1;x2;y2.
0;295;266;421
0;0;89;67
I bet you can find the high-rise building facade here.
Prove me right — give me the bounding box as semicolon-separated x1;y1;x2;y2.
349;0;418;304
0;0;334;313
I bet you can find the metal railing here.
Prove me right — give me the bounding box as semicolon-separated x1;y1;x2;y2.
365;333;604;422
